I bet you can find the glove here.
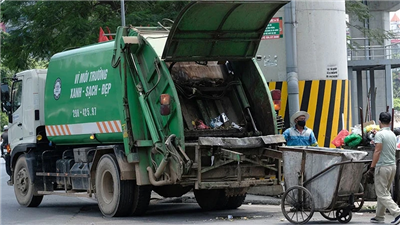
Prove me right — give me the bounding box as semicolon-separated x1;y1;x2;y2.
364;167;375;184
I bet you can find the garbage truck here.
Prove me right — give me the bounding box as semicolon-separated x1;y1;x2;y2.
0;1;288;217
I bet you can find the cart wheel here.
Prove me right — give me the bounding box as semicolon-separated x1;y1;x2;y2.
336;208;352;223
281;186;314;224
352;183;364;212
320;211;337;220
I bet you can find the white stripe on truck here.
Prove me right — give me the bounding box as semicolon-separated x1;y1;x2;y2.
46;120;122;136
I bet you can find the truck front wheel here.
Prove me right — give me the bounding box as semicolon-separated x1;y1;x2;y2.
14;155;43;207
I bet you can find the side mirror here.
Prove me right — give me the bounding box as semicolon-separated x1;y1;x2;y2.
1;83;10;103
2;102;11;113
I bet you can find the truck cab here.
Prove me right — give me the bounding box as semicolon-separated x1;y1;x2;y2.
4;70;47;151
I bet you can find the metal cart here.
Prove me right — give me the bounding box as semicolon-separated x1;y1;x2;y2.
280;146;370;224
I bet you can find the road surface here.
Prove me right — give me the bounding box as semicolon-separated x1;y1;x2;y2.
0;157;382;225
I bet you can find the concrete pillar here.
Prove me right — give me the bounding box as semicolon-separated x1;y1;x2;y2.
348;4;393;124
296;0;348;80
369;10;391;56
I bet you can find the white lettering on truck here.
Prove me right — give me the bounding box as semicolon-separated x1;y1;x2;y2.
101;83;111;95
86;85;98;97
79;71;89;83
70;87;82;98
89;68;108;82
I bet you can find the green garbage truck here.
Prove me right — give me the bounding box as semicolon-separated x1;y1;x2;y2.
1;1;288;217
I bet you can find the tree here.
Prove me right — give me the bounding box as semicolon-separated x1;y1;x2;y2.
2;1;395;71
0;65;14;128
1;1;188;71
345;0;395;48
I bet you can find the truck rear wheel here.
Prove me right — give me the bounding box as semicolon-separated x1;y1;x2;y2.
96;154;135;217
14;155;43;207
130;183;152;216
194;189;225;211
226;194;246;209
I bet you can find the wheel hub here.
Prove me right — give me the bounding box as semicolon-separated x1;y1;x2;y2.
102;170;114;204
16;168;29;194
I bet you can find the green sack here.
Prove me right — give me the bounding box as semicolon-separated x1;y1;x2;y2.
344;133;362;147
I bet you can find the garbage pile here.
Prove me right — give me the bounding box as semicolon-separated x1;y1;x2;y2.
331;122;380;148
192;113;244;131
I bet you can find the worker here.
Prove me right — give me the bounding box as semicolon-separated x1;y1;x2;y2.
282;111;318;146
366;112;400;224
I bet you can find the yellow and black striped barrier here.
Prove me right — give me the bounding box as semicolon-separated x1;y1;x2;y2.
268;80;351;148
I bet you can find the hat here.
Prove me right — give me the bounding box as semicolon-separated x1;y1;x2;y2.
290;111;310;125
3;125;8;131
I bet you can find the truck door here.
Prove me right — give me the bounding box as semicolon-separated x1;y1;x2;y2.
9;80;24;148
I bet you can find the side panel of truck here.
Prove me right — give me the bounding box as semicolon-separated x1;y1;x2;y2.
45;42;125;144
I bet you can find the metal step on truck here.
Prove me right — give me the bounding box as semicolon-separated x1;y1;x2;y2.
1;0;288;217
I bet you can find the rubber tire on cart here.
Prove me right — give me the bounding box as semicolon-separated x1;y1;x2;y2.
281;186;315;224
14;155;43;207
336;208;352;223
96;154;151;217
320;211;337;220
352;183;364;212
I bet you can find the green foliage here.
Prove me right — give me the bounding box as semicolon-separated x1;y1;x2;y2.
345;0;370;21
1;112;8;130
393;69;400;112
394;98;400;111
1;1;188;71
345;0;395;47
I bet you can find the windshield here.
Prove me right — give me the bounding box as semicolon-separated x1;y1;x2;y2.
12;80;22;112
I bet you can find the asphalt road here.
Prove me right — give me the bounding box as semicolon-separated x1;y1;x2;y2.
0;157;385;225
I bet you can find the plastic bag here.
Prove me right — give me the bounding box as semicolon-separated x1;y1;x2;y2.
365;124;380;133
193;119;210;129
350;125;362;136
210;113;229;129
331;129;349;147
397;136;400;149
344;133;362;147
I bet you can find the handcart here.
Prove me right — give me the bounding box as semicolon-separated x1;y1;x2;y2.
280;146;371;224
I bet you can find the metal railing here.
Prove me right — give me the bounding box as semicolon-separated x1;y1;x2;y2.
347;37;400;61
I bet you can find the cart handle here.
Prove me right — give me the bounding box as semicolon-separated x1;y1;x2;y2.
303;159;372;187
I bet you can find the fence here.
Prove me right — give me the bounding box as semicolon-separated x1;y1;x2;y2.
347;37;400;61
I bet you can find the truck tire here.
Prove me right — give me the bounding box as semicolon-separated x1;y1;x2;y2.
226;194;246;209
96;154;135;217
194;189;225;211
14;155;43;207
130;184;152;216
